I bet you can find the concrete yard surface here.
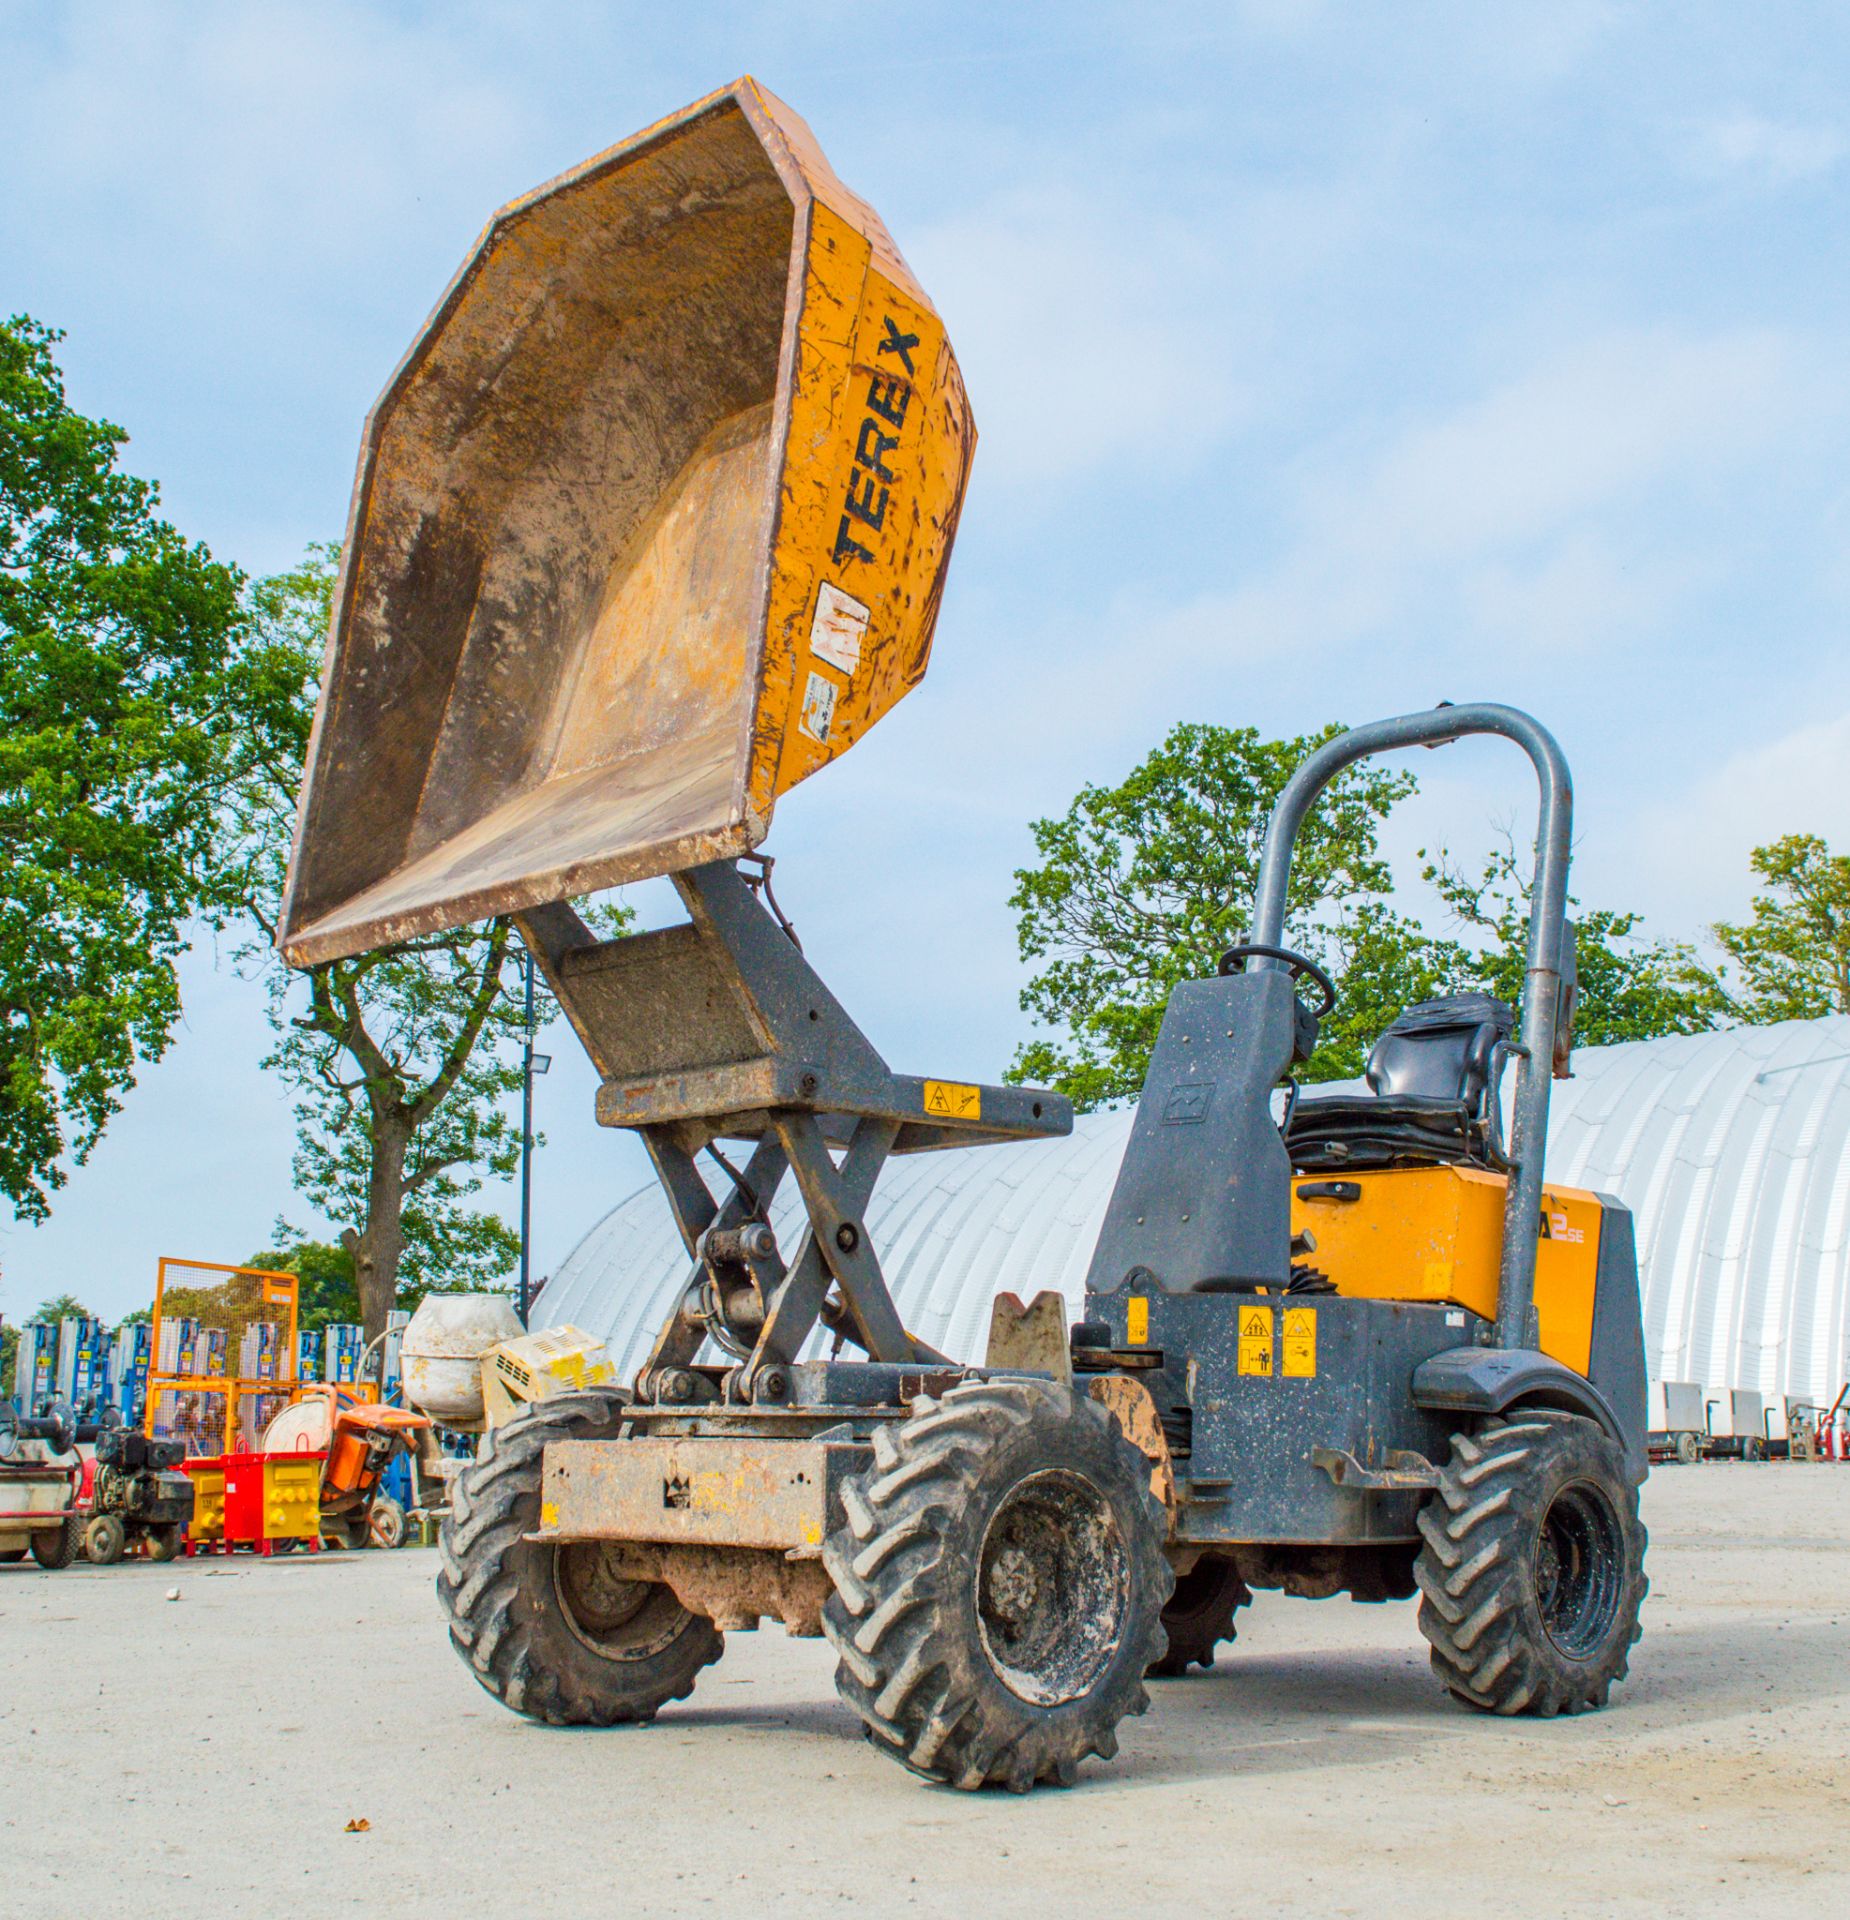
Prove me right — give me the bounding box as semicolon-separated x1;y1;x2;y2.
2;1465;1845;1918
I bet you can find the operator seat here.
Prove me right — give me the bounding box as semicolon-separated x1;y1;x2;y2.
1286;991;1514;1172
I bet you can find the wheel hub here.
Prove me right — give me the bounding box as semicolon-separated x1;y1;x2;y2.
976;1468;1130;1707
1534;1478;1624;1660
554;1542;684;1661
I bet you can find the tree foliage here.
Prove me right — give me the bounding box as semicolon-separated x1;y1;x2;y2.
1;315;244;1219
220;549;622;1338
1009;723;1720;1110
1007;722;1423;1103
244;1240;360;1335
1705;833;1850;1021
1424;834;1722;1047
215;550;525;1336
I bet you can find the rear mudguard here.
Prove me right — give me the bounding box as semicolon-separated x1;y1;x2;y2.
1412;1347;1645;1483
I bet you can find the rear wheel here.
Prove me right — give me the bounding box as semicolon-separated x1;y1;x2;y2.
438;1391;722;1726
31;1518;81;1570
823;1377;1171;1792
1673;1431;1699;1466
84;1514;128;1565
1417;1412;1647;1716
1148;1554;1251;1676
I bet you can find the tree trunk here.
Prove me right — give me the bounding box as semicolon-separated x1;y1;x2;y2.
344;1115;412;1343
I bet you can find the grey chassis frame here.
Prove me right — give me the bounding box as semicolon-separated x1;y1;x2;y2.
514;859;1071;1409
521;704;1640;1489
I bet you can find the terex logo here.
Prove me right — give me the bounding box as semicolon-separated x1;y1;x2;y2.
832;316;919;569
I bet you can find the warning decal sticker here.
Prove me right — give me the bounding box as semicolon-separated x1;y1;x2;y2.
1282;1306;1317;1378
1126;1296;1149;1346
1237;1305;1274;1377
809;581;871;676
799;670;838;743
922;1080;981;1121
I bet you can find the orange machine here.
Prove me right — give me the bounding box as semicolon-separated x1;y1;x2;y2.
267;1388;430;1548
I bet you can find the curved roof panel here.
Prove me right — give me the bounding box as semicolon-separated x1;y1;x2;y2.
541;1015;1850;1404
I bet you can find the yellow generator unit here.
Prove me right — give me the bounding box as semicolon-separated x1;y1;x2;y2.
481;1327;619;1430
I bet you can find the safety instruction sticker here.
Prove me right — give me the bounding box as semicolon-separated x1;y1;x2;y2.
1126;1296;1149;1346
799;670;838;743
1237;1306;1274;1376
1283;1306;1317;1378
923;1080;981;1121
809;581;870;676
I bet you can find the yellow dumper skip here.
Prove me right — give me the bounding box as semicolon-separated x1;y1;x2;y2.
280;78;973;967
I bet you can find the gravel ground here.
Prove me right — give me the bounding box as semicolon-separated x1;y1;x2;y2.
2;1463;1845;1918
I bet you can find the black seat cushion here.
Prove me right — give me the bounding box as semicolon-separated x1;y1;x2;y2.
1287;992;1514;1172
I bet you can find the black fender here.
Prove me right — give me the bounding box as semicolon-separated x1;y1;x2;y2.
1412;1347;1645;1484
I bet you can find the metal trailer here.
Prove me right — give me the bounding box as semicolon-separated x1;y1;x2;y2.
279;79;1651;1792
1647;1380;1706;1465
1703;1388;1772;1462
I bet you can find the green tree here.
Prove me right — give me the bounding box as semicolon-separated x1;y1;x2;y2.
1425;834;1723;1046
1;315;244;1219
32;1292;93;1322
1010;726;1719;1111
1007;722;1431;1103
218;549;624;1339
1705;833;1850;1021
245;1240;360;1334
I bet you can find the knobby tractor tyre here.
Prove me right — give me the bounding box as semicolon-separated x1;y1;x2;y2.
822;1376;1172;1793
31;1517;81;1570
1416;1411;1647;1717
438;1391;722;1727
1148;1554;1252;1677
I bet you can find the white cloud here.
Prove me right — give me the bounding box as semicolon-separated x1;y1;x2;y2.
1124;324;1811;671
1623;705;1850;932
909;160;1379;494
1683;111;1847;190
911;184;1251;490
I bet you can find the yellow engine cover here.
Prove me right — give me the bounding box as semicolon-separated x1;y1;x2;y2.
1291;1166;1603;1374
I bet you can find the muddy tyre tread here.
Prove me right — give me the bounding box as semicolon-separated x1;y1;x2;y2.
31;1516;81;1570
1416;1411;1647;1718
437;1390;721;1727
822;1375;1171;1792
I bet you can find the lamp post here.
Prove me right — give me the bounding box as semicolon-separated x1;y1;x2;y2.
517;945;550;1327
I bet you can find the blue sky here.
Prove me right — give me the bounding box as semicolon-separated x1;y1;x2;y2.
6;1;1850;1324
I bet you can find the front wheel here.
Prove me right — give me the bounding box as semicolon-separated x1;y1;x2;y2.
438;1391;722;1726
823;1376;1172;1792
1417;1411;1647;1716
84;1514;128;1565
147;1526;185;1564
31;1518;81;1570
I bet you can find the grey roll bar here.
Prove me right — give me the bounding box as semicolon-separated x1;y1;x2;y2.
1248;703;1574;1352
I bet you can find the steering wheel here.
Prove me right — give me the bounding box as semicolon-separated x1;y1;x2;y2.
1217;942;1337;1017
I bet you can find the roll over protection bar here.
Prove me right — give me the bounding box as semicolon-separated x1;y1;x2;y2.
1247;704;1574;1352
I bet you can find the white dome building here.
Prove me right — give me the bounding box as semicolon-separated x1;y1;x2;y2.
538;1014;1850;1411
